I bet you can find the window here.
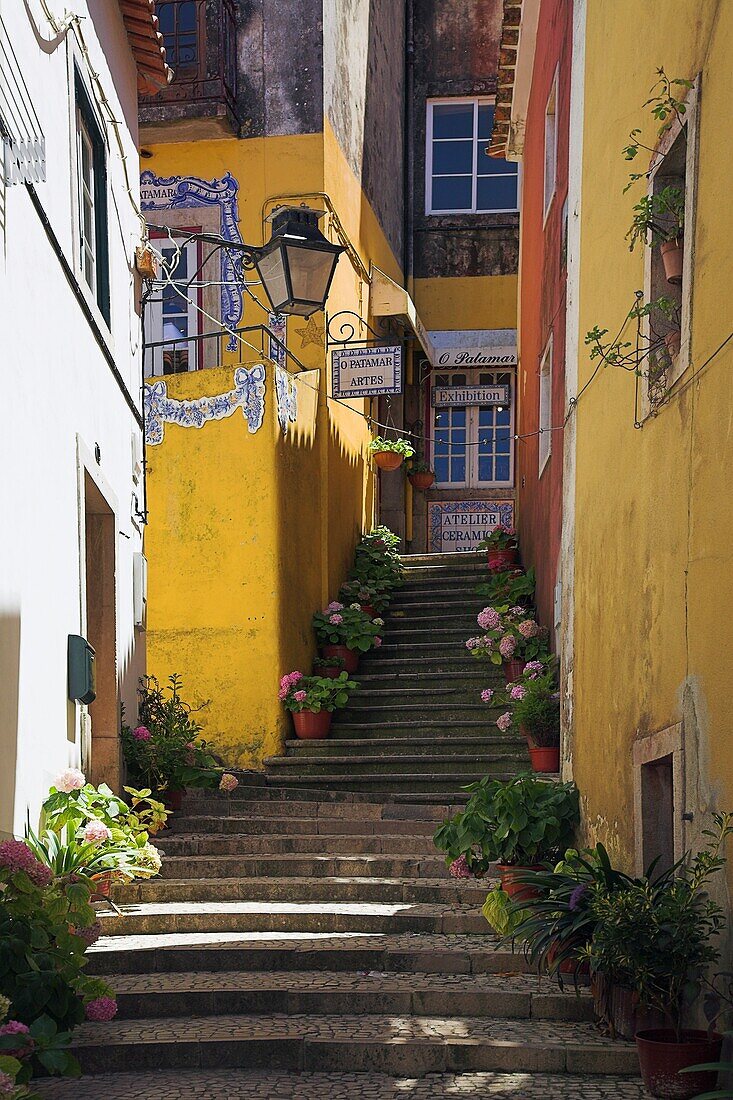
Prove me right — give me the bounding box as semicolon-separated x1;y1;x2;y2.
431;370;514;487
74;74;109;324
157;1;199;69
143;234;202;376
426;99;519;214
544;71;558;218
538;337;553;473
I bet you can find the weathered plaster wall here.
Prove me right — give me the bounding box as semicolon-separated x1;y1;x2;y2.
572;1;733;901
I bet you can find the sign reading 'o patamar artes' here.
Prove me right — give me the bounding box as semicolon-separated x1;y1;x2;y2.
431;384;509;407
331;346;403;398
428;500;515;553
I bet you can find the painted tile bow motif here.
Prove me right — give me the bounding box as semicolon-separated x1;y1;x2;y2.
144;366;266;446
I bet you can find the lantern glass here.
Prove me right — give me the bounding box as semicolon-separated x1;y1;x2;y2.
285;244;338;311
256;245;289;314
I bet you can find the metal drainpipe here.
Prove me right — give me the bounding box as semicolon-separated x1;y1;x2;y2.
403;0;415;547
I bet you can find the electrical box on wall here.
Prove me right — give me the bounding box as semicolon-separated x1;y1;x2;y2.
133;552;147;628
68;635;96;704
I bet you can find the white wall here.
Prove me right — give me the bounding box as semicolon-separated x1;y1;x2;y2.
0;0;145;836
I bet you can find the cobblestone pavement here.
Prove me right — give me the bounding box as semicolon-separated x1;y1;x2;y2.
37;1069;651;1098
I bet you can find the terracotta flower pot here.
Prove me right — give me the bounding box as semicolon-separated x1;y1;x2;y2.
408;471;435;490
502;659;525;683
162;788;185;812
360;604;377;618
91;872;113;898
635;1029;722;1099
292;709;332;739
373;451;404;471
528;745;560;773
664;328;681;358
496;863;544;902
315;664;344;679
660;238;684;285
487;548;518;570
322;644;359;673
547;942;590;980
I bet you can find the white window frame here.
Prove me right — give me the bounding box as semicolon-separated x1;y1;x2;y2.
430;368;515;489
538;336;553;475
543;67;558;222
425;97;520;216
76;108;97;296
144;236;202;376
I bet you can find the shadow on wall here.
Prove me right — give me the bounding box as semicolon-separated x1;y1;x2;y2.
0;611;20;839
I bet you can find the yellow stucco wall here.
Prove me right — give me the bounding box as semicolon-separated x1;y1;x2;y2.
143;125;401;767
414;274;518;332
571;2;733;883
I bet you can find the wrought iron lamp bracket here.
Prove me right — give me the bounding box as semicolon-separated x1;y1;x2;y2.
326;309;404;349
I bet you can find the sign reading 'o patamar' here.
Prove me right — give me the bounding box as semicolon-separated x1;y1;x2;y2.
432;384;509;407
331;346;403;398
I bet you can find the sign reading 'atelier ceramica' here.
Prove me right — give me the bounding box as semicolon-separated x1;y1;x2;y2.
428;501;515;553
331;347;403;398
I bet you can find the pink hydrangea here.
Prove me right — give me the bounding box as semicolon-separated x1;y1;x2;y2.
523;660;545;679
83;820;112;844
499;634;517;659
54;767;86;793
496;711;513;732
329;614;343;625
293;690;307;702
508;606;525;617
219;772;238;792
517;619;539;638
0;840;52;887
84;996;117;1022
477;607;501;631
374;637;382;648
448;854;472;879
325;601;344;613
73;920;103;947
132;725;152;741
0;1071;15;1095
509;684;527;700
0;1020;33;1058
480;688;494;703
279;671;303;699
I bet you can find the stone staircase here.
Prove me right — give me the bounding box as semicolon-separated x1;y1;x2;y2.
37;552;643;1097
264;552;528;797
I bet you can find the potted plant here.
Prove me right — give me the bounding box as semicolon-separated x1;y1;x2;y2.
626;185;685;284
338;580;389;618
313;654;347;679
466;607;549;683
478;525;519;570
508;673;561;773
631;295;682;361
585;813;733;1098
433;773;579;900
407;458;435;490
368;436;415;471
279;670;358;738
312;603;384;673
475;566;536;610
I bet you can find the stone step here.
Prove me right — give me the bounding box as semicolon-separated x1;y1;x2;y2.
172;795;454;819
284;737;522;757
329;727;510;743
157;854;450;880
107;969;592;1023
116;876;486;907
97;899;491;937
263;773;495;794
356;656;494;671
86;931;524;977
341;702;497;715
263;754;524;777
154;832;440;856
184;783;444;806
66;1012;639;1076
387;601;482;617
33;1068;651;1099
166;818;449;831
329;719;505;733
378;627;474;640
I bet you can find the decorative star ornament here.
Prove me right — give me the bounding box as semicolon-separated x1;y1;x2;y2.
298;315;325;349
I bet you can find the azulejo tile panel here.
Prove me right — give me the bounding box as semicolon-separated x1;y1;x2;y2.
144;366;266;446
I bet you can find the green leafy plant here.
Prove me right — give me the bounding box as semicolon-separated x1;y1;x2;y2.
584;812;733;1040
338;580;389;614
41;781;169;843
482;885;530;938
626;185;685;251
433;773;579;875
478;525;517;550
313;655;346;671
407;458;434;474
622;69;693;182
475;567;536;608
279;671;358;713
312;604;383;652
368;436;415;457
350;527;404;595
509;673;560;747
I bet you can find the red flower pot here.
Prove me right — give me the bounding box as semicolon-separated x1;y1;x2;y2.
322;644;359;673
547;942;590;980
91;872;113;898
162;788;185;812
502;659;525;683
635;1029;722;1099
487;548;518;570
528;745;560;773
496;864;544;902
315;664;344;679
408;471;435;490
292;710;332;739
373;451;404;471
660;238;683;285
360;604;377;618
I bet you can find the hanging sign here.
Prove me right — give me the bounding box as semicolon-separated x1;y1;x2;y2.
432;383;509;407
331;346;403;398
428;500;515;554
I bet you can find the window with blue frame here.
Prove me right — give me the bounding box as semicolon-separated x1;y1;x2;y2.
431;371;514;488
426;99;519;215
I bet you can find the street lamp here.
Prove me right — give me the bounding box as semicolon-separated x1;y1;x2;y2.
255;205;345;318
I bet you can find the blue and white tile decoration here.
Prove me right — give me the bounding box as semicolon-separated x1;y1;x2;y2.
275;366;298;434
144;366;266;446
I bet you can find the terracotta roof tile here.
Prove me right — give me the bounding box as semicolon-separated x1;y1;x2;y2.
117;0;172;95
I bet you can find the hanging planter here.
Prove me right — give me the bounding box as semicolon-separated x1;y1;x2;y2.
368;436;415;472
292;710;332;739
407;462;435;491
660;237;684;285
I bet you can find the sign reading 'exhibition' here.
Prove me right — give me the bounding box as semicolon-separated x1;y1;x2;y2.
431;384;509;407
331;346;403;398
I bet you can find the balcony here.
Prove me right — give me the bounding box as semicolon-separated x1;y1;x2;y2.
139;0;239;141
